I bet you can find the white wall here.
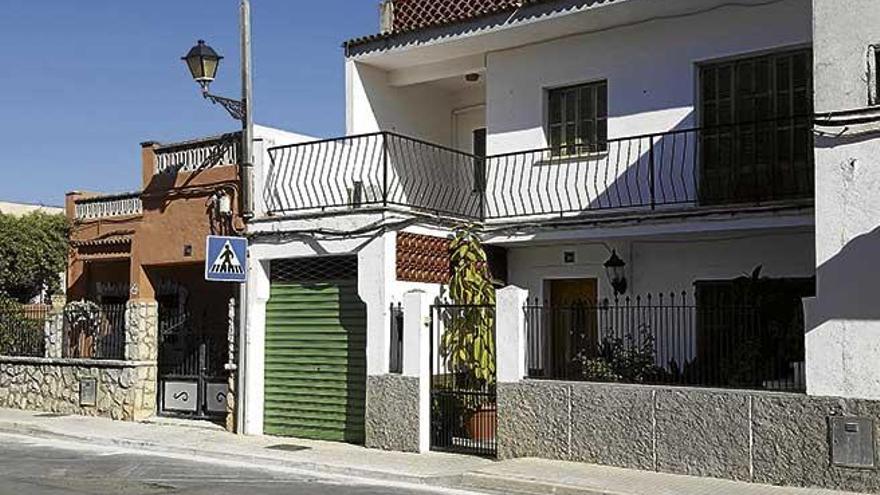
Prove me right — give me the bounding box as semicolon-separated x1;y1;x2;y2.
485;0;811;153
480;0;811;218
347;61;456;145
242;219;394;435
806;0;880;400
506;228;815;374
506;229;815;303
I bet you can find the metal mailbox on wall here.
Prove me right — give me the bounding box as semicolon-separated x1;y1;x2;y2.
831;416;876;469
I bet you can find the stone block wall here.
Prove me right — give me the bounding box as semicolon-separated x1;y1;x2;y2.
498;380;880;493
365;375;421;452
125;301;158;362
0;357;157;421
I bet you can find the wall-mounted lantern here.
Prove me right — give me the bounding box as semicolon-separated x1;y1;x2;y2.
604;249;628;295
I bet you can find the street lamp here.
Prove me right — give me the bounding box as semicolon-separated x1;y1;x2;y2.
182;40;222;91
181;0;254;219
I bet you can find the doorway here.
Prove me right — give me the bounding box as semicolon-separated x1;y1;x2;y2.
548;278;599;378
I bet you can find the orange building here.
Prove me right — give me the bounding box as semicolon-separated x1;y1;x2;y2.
66;133;245;420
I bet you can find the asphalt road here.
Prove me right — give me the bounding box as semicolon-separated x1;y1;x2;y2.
0;433;478;495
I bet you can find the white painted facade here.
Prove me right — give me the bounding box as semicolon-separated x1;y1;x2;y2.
804;0;880;400
244;0;880;437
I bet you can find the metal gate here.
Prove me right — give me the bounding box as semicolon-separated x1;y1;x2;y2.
430;304;497;457
157;309;229;419
264;256;367;443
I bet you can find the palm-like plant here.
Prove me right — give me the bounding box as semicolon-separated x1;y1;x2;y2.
441;226;496;388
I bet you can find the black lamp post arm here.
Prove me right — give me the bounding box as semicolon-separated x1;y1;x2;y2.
203;92;246;122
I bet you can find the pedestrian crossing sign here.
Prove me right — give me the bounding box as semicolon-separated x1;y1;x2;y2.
205;236;248;283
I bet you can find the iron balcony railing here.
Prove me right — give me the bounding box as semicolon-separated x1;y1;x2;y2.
74;192;143;221
265;118;813;221
265;132;483;219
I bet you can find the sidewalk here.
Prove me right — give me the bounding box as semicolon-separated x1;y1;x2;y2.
0;408;862;495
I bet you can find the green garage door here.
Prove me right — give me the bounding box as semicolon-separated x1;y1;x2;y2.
264;257;366;443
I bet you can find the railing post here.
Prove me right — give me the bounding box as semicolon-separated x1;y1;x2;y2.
44;311;64;359
649;137;656;210
497;285;528;383
382;133;389;207
402;290;430;453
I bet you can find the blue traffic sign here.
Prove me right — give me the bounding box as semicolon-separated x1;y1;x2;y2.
205;236;248;283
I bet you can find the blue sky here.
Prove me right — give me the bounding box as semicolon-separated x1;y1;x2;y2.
0;1;378;206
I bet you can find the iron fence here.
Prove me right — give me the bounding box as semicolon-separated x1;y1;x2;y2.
389;302;403;374
525;292;805;392
0;305;49;357
62;304;126;360
430;304;497;457
264;118;813;222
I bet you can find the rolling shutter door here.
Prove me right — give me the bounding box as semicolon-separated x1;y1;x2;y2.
264;257;366;443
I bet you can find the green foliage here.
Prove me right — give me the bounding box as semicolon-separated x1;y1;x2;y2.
573;329;662;384
441;225;497;387
0;212;69;303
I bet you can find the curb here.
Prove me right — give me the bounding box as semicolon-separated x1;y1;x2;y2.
0;420;620;495
459;472;628;495
0;421;438;486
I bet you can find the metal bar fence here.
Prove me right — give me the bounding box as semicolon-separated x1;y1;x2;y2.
389;302;403;374
62;304;126;360
430;304;497;457
264;118;813;222
525;293;805;392
0;305;49;357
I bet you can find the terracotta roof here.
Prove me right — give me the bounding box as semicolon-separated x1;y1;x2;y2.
344;0;616;52
391;0;524;34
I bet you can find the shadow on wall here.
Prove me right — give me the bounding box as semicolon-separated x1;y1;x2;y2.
807;225;880;331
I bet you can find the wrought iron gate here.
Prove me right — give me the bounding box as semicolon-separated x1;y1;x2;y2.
430;304;497;457
157;309;229;419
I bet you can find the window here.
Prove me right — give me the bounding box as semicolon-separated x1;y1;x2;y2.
548;81;607;155
699;49;813;204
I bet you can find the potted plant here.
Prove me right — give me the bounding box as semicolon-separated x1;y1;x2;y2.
441;226;497;442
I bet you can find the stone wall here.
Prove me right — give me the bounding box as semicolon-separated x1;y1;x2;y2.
365;375;421;452
125;301;158;362
0;357;157;421
498;380;880;493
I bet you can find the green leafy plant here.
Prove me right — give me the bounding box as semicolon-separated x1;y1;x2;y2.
440;225;496;388
572;328;661;383
0;212;68;303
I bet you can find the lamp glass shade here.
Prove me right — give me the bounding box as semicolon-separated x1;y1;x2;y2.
603;250;627;294
182;40;222;84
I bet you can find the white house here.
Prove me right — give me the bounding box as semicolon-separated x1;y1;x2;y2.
242;1;880;491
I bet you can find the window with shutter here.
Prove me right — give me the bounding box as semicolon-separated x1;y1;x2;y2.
699;49;813;204
548;81;607;156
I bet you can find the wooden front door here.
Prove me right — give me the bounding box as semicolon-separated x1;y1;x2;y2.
549;279;598;378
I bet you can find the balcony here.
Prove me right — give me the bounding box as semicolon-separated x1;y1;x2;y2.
74;192;143;221
263;118;814;223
